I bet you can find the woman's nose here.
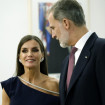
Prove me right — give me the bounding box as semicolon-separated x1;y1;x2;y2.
27;51;33;56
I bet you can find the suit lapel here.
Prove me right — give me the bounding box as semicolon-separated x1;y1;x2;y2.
66;33;98;96
60;55;69;104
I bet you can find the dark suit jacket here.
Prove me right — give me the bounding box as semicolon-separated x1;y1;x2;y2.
59;33;105;105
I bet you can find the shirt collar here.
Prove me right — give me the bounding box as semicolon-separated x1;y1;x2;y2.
75;31;93;50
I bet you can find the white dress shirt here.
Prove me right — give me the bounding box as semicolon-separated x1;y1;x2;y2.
74;31;93;65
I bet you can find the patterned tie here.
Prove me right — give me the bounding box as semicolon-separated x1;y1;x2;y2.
66;47;77;89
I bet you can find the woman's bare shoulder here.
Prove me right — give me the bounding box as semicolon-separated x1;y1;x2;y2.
44;76;59;92
40;74;59;96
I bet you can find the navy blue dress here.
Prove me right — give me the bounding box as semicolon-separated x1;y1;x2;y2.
1;77;60;105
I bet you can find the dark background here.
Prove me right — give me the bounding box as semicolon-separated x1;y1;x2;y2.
47;38;69;73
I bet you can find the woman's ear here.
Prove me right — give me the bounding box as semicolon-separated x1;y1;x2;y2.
41;52;44;59
62;18;70;29
40;57;44;62
18;55;21;63
19;59;22;63
40;52;44;62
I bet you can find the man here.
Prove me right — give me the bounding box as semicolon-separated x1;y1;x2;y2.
48;0;105;105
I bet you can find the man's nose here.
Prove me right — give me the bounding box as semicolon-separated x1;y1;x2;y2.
52;34;56;38
52;32;56;39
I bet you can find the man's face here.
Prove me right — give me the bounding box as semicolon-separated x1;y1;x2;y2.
48;12;70;48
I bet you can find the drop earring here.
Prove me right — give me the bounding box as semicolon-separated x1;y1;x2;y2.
40;57;44;62
19;59;21;63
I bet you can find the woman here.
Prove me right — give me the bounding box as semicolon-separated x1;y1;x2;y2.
1;35;59;105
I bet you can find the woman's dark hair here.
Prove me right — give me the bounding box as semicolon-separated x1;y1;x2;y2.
16;35;48;76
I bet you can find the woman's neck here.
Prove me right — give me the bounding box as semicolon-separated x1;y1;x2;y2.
21;67;43;83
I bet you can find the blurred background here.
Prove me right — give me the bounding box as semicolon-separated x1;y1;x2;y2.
0;0;105;103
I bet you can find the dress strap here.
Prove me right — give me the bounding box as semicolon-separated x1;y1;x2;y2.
18;76;59;95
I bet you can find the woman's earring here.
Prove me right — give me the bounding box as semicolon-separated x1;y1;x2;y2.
19;59;21;63
40;57;44;62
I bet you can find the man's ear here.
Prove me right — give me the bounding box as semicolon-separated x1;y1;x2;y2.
62;18;70;29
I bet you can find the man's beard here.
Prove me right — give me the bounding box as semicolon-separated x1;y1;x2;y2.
60;41;69;48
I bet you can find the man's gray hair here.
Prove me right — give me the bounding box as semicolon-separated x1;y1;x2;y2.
49;0;86;26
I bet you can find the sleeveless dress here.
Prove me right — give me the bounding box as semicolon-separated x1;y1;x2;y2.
1;77;60;105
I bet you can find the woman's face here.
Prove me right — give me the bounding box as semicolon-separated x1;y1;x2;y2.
19;40;43;69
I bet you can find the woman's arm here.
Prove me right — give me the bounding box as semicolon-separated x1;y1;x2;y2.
2;88;10;105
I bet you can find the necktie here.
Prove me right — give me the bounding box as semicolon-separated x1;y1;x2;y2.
66;47;77;89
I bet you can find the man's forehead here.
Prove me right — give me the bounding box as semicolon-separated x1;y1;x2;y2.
48;12;54;21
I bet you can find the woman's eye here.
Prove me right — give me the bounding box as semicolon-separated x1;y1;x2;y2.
32;49;39;52
22;49;27;53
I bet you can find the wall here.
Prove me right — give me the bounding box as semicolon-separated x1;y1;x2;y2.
0;0;28;81
0;0;28;103
90;0;105;38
